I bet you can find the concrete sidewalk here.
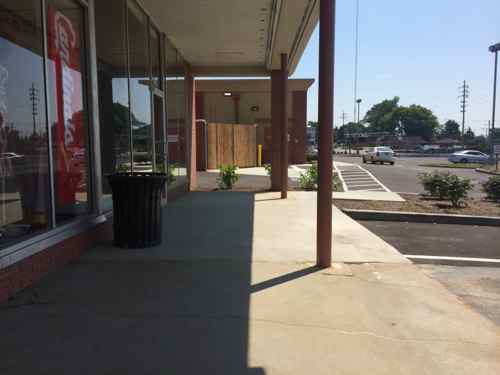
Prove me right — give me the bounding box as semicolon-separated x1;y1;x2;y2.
1;191;499;374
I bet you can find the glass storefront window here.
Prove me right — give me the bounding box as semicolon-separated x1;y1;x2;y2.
150;26;162;90
95;0;130;202
165;39;180;188
0;0;52;248
176;54;187;186
46;0;90;224
127;1;152;172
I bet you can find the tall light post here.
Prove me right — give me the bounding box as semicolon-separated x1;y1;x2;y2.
356;98;362;124
353;0;360;123
489;42;499;160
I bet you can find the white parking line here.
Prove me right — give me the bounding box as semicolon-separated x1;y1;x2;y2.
405;255;500;263
359;166;391;192
335;164;391;193
348;183;382;187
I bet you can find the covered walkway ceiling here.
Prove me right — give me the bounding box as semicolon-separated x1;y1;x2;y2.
140;0;318;76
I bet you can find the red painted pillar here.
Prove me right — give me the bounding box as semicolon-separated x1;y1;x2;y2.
280;54;289;199
317;0;335;267
271;70;281;190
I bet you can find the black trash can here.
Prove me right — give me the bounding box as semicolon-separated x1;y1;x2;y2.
108;173;167;248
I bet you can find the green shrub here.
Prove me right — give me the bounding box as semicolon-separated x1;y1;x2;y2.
298;163;342;192
483;176;500;202
299;164;318;190
419;171;473;207
217;164;239;190
446;175;473;208
263;163;272;176
332;172;343;192
419;171;451;199
307;154;318;162
167;163;178;186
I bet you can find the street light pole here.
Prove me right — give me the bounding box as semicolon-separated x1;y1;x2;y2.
490;43;499;131
356;98;362;124
489;42;500;162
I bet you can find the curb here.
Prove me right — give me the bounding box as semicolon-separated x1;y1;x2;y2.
476;168;500;176
341;208;500;227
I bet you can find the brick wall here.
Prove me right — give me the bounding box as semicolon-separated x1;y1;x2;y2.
0;221;111;304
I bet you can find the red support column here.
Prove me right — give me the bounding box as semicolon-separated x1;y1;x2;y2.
280;53;289;199
271;70;281;191
317;0;335;267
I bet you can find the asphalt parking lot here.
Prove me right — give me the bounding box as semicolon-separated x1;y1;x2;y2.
334;155;491;198
359;220;500;265
358;220;500;326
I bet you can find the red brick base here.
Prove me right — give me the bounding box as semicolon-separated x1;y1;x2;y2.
0;220;111;304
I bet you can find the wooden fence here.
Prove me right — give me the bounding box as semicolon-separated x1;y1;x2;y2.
206;123;257;169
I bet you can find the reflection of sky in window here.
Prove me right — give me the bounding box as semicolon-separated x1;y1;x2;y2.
111;77;152;125
0;37;46;135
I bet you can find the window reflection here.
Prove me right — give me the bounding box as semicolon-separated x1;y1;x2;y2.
0;0;51;248
46;0;90;223
95;0;131;202
128;1;152;172
165;40;178;188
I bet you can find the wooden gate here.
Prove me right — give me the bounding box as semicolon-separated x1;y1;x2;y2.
206;123;257;169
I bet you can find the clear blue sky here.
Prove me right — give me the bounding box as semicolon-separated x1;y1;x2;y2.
292;0;500;136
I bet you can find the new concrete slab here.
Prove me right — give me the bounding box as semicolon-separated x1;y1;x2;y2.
252;191;409;264
85;191;408;264
2;191;499;374
1;261;499;374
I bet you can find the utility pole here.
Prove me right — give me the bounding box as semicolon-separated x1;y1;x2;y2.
458;80;469;141
29;83;39;135
340;111;347;126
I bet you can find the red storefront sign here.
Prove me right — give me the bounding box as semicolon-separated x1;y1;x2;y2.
47;7;85;205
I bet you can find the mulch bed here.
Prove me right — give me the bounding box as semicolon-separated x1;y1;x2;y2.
333;193;500;217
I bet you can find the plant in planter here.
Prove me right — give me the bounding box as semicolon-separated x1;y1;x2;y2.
299;163;319;190
419;171;451;199
419;171;472;208
298;163;342;191
446;175;473;208
263;163;272;176
483;176;500;202
166;163;178;186
217;164;239;190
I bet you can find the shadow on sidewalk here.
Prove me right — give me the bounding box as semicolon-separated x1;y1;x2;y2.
0;192;266;374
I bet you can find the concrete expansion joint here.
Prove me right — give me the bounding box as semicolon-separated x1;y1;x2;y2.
250;317;500;347
458;293;500;302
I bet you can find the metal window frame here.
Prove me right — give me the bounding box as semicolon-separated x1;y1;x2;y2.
43;0;96;217
41;0;57;228
0;0;175;269
0;0;104;269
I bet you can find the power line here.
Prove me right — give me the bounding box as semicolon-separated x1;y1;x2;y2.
29;83;39;135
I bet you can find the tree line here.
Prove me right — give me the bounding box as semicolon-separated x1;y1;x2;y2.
325;96;483;145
